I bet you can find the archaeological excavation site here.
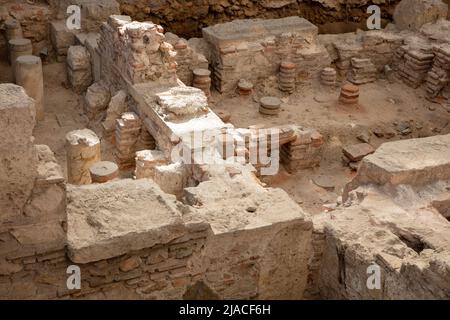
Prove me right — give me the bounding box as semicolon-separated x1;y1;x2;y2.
1;0;450;302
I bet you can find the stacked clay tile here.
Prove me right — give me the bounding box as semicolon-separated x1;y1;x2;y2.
339;83;359;105
279;61;296;93
114;112;142;169
426;44;450;99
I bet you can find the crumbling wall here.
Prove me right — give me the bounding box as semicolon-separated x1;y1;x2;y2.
0;84;66;299
203;16;330;94
118;0;402;38
99;15;178;90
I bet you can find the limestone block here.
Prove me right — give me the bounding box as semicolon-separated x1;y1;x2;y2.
9;221;66;255
0;84;37;223
67;45;91;70
66;179;185;263
394;0;448;31
65;129;101;185
154;162;188;197
67;67;93;94
8;38;32;72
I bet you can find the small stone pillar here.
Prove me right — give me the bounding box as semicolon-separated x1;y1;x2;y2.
65;129;101;185
9;38;32;72
5;19;23;41
321;67;337;87
15;55;45;121
193;68;211;97
89;161;119;183
279;61;296;93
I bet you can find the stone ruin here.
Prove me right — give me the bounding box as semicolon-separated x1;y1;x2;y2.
0;0;450;300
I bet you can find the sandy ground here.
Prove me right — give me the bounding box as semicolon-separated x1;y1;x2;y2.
1;58;449;215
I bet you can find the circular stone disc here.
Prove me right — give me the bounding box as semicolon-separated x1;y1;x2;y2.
280;61;296;69
193;68;211;77
260;96;281;109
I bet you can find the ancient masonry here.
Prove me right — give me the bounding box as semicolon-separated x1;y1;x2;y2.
1;0;450;301
202;17;330;94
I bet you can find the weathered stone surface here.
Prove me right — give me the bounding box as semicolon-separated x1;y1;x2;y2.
50;20;76;56
65;129;101;185
103;90;128;133
394;0;448;31
67;179;186;263
89;161;119;183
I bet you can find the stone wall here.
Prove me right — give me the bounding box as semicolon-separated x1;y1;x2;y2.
118;0;402;38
